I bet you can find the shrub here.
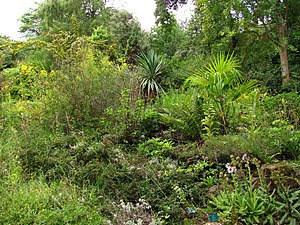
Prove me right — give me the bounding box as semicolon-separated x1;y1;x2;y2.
157;88;205;142
201;135;253;163
138;138;174;158
109;199;162;225
201;127;300;164
45;35;136;130
250;128;300;161
1;64;49;101
263;92;300;129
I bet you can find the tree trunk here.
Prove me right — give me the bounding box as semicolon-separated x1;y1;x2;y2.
278;1;290;84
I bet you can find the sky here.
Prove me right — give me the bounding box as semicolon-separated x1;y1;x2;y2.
0;0;194;40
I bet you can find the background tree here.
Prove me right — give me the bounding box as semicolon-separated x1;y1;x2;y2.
107;9;148;63
20;0;107;37
20;1;148;63
151;0;184;58
180;0;300;91
231;0;300;85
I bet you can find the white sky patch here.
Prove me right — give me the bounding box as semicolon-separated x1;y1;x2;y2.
0;0;43;40
0;0;194;40
107;0;156;31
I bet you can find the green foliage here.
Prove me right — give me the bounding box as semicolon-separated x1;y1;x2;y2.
103;90;147;144
185;53;258;134
44;35;134;129
1;64;49;101
250;128;300;161
19;0;106;37
201;135;251;163
152;1;184;58
264;92;300;129
138;50;166;102
277;187;300;225
107;9;149;62
0;178;106;224
138;138;174;158
157;88;205;141
0;36;16;70
201;127;300;164
1;1;300;224
210;156;280;225
183;0;300;89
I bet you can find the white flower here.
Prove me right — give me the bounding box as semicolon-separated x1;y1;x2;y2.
227;166;237;174
226;163;236;173
242;154;247;161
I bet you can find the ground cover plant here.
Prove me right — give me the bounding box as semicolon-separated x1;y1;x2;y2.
0;0;300;224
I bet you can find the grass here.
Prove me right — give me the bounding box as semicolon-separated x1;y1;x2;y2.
0;176;107;225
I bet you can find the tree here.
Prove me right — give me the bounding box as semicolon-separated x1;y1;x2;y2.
107;9;148;63
20;1;148;63
166;0;300;86
164;0;189;10
151;0;184;58
20;0;107;37
231;0;300;84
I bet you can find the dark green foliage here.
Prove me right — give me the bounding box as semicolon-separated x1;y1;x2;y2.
201;127;300;164
264;92;300;129
1;1;300;223
157;88;205;142
138;50;167;102
138;138;174;158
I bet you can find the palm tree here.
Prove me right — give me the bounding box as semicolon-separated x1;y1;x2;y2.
185;53;258;134
138;50;166;103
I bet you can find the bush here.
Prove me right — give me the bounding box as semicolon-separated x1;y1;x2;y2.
1;64;49;101
45;36;136;130
201;127;300;164
263;92;300;129
157;88;205;142
201;135;252;163
250;128;300;161
138;138;174;158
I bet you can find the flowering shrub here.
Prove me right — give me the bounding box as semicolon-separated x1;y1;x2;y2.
109;199;162;225
210;155;279;224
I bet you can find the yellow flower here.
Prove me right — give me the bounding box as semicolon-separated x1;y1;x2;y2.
21;64;27;72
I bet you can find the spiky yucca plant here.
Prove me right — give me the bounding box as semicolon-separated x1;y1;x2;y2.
138;50;166;103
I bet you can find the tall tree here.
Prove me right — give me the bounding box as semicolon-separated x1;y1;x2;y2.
20;0;107;37
151;0;184;57
232;0;300;84
164;0;189;9
166;0;300;86
107;9;148;62
19;1;148;62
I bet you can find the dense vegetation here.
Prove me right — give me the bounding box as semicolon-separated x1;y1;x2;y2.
0;0;299;224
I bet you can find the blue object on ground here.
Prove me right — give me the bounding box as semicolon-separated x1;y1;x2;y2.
208;213;219;222
187;207;197;213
